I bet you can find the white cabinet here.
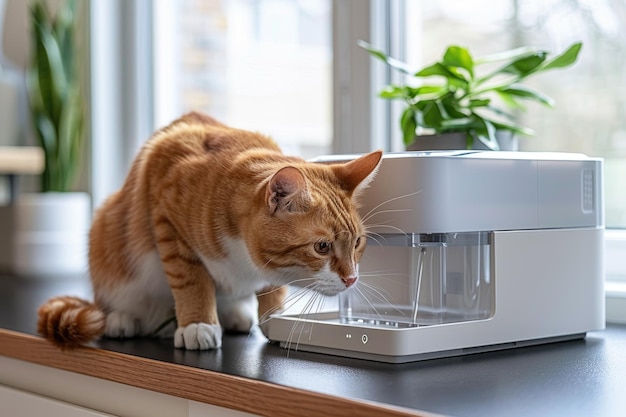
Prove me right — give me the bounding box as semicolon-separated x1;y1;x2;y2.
189;401;259;417
0;385;116;417
0;356;261;417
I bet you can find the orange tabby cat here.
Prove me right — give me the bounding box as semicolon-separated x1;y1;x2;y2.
37;112;382;350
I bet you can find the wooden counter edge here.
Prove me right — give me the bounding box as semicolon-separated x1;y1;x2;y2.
0;329;434;417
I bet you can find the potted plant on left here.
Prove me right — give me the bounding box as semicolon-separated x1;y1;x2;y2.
13;0;89;277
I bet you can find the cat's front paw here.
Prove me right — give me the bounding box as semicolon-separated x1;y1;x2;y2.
174;323;222;350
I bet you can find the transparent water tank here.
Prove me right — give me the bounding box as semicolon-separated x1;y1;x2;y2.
340;232;493;327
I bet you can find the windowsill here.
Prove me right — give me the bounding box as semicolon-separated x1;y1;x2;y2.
605;229;626;324
607;281;626;324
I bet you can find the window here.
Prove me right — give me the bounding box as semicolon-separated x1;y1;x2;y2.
153;0;332;159
91;0;333;206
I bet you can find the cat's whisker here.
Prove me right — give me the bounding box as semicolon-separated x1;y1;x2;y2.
273;284;316;312
256;257;290;286
353;286;386;321
256;278;316;298
364;208;413;224
307;291;327;342
353;284;406;321
286;284;321;354
357;266;405;275
361;190;422;223
288;282;331;354
294;290;320;348
359;272;408;286
365;223;412;236
283;277;318;287
258;283;319;327
364;233;386;247
358;281;407;317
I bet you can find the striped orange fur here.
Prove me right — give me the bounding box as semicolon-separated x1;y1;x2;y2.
37;112;382;350
37;296;106;350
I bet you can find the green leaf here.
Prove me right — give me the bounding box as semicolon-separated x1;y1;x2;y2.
443;45;474;78
498;52;547;75
379;85;406;100
357;40;387;61
415;62;466;82
30;7;55;113
491;120;534;137
422;101;446;130
468;98;490;108
440;117;481;131
416;85;446;94
473;118;499;150
441;94;469;119
498;84;555;107
26;67;44;116
539;42;582;71
34;114;57;156
475;46;538;65
400;107;418;146
63;86;84;190
357;40;413;74
483;103;516;120
495;90;527;111
34;19;68;125
409;86;450;103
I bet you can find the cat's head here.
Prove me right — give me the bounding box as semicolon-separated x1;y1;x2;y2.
249;151;382;296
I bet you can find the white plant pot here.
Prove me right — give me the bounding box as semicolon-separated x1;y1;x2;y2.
13;192;91;277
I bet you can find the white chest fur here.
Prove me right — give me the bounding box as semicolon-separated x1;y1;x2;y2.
199;237;274;299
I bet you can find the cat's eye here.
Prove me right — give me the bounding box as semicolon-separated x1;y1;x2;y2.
314;241;332;255
355;237;362;248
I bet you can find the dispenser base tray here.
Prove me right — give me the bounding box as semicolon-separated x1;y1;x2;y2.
267;312;586;363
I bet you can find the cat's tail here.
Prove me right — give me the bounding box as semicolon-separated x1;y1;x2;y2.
37;296;106;350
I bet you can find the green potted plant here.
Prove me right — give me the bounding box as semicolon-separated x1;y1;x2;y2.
13;0;89;277
360;40;582;150
28;0;84;191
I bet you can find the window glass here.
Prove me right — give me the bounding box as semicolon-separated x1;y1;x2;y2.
154;0;332;159
404;0;626;228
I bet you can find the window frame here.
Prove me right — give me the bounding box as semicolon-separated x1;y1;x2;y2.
606;230;626;324
90;0;154;208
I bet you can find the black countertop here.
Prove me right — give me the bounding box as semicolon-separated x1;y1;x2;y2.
1;274;625;417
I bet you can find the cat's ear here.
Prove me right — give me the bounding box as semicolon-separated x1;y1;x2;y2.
331;150;383;197
266;167;308;214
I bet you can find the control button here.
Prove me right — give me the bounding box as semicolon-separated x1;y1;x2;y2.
361;334;368;344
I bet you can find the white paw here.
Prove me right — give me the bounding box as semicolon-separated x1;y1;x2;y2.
105;311;140;338
218;295;258;333
174;323;222;350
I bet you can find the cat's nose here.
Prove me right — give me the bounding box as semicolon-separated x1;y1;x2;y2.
342;276;357;287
